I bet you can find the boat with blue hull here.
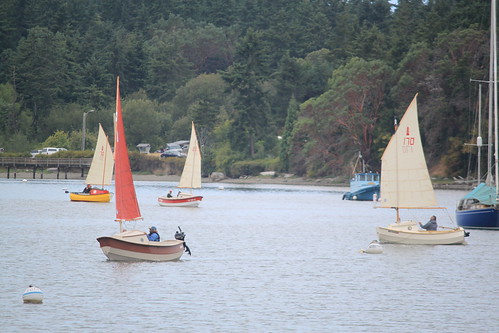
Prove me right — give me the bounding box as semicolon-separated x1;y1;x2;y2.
456;0;499;230
456;183;499;229
342;172;380;201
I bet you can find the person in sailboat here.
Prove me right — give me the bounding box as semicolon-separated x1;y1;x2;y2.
83;184;92;193
167;190;173;198
147;226;160;241
419;216;438;231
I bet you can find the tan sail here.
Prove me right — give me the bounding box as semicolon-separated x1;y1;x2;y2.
376;94;467;245
86;123;114;187
178;122;202;189
378;94;437;209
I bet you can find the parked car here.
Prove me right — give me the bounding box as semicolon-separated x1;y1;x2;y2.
30;149;42;157
160;143;185;158
40;147;67;155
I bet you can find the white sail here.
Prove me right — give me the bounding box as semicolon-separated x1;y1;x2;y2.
378;94;437;209
178;122;202;189
86;123;114;186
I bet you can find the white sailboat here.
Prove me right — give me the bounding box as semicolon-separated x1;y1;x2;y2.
158;121;203;207
68;123;114;202
376;94;468;244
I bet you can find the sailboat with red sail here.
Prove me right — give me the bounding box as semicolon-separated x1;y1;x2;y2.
97;77;188;261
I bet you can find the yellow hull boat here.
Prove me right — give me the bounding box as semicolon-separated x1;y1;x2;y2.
69;190;113;202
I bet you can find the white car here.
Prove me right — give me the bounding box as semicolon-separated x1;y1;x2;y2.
40;147;67;155
30;149;42;157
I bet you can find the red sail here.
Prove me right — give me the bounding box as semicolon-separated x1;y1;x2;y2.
114;77;142;221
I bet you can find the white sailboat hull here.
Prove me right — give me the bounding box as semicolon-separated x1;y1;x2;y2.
158;192;203;207
376;221;466;245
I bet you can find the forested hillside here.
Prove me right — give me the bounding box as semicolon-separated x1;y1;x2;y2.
0;0;491;179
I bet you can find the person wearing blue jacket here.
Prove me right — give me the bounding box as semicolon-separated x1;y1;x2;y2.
419;216;438;231
147;226;160;241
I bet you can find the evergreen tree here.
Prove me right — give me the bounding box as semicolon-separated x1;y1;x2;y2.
8;27;73;139
222;29;272;158
279;95;299;172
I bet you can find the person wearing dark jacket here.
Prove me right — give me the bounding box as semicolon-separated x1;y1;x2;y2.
419;216;438;231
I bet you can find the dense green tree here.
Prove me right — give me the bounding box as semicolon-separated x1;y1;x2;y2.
143;16;196;102
270;53;302;129
177;23;236;74
222;29;272;158
0;0;24;51
297;49;336;101
172;74;230;128
279;95;299;172
41;130;71;149
123;98;168;150
388;0;428;64
0;83;21;134
1;132;31;152
7;27;73;138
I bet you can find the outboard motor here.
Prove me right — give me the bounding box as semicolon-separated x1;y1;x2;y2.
175;226;186;241
175;226;191;255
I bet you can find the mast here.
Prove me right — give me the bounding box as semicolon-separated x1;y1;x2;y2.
494;0;499;193
478;84;483;185
394;116;400;221
487;0;495;186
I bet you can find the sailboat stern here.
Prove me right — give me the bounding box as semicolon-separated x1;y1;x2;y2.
376;221;466;245
97;230;185;261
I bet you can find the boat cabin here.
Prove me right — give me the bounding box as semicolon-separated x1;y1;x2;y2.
352;172;380;183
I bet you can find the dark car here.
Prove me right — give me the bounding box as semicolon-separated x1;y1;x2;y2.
161;150;184;158
160;143;185;158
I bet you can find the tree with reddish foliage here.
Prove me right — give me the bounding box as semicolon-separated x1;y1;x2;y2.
292;58;394;176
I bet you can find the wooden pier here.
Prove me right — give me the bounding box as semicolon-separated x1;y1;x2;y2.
0;157;92;179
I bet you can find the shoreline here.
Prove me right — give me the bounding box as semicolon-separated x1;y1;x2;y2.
0;171;344;187
0;170;473;190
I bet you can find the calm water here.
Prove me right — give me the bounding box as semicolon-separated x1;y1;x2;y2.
1;179;498;332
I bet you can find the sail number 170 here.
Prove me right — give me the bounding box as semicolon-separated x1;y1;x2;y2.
402;137;415;152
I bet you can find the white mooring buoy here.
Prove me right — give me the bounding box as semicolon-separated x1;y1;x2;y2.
360;240;383;254
23;285;44;304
